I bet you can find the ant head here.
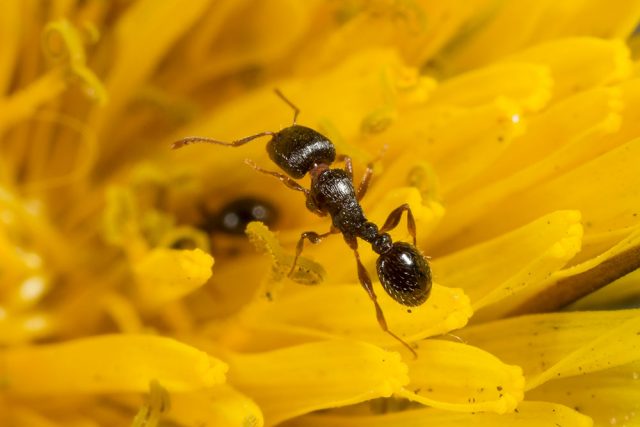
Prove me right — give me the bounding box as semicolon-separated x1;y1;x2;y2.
376;242;432;306
171;90;337;179
267;125;336;178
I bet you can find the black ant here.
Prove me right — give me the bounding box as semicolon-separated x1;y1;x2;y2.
200;196;278;236
170;197;277;251
172;90;432;357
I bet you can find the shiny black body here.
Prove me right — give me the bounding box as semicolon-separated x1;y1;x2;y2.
266;125;432;307
267;126;336;178
172;92;432;355
307;164;431;306
377;242;431;306
202;197;278;235
309;168;365;238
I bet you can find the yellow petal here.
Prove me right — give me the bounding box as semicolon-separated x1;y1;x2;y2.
6;407;65;427
368;186;443;237
435;100;524;197
227;283;470;351
123;381;264;427
111;382;264;427
289;401;592;427
440;1;557;73
432;134;640;256
293;2;479;71
397;340;524;413
134;247;214;308
226;340;409;426
100;292;144;334
502;224;640;316
602;78;640;149
18;111;99;193
504;38;632;101
169;385;264;427
2;334;227;394
408;2;488;66
102;185;147;258
458;86;623;196
428;62;552;111
531;1;640;40
0;1;22;93
289;49;434;143
0;71;67;134
434;210;582;314
101;0;212;115
527;361;640;427
459;310;640;390
0;311;56;345
374;101;525;184
444;2;639;75
186;0;313;82
371;99;524;201
439;84;623;236
200;253;270;319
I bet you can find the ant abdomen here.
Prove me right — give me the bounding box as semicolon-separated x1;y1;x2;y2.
376;242;432;307
267;125;335;178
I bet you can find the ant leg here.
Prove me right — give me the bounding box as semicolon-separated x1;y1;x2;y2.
335;154;371;200
245;159;327;217
336;154;353;181
345;235;417;358
244;159;309;195
356;145;387;200
380;203;417;246
356;161;374;201
171;131;274;150
288;228;337;276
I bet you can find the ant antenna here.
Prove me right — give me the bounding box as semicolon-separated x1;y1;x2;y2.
171;89;299;150
171;131;274;150
274;88;300;125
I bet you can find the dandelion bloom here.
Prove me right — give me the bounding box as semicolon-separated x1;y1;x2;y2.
1;2;640;426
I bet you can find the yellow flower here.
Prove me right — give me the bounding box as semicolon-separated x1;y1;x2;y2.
1;2;640;427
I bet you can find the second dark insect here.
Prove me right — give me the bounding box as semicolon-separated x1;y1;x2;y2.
201;196;278;236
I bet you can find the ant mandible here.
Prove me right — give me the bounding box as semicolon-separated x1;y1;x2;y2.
172;90;432;357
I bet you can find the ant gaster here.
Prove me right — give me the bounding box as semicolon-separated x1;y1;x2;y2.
172;90;432;357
